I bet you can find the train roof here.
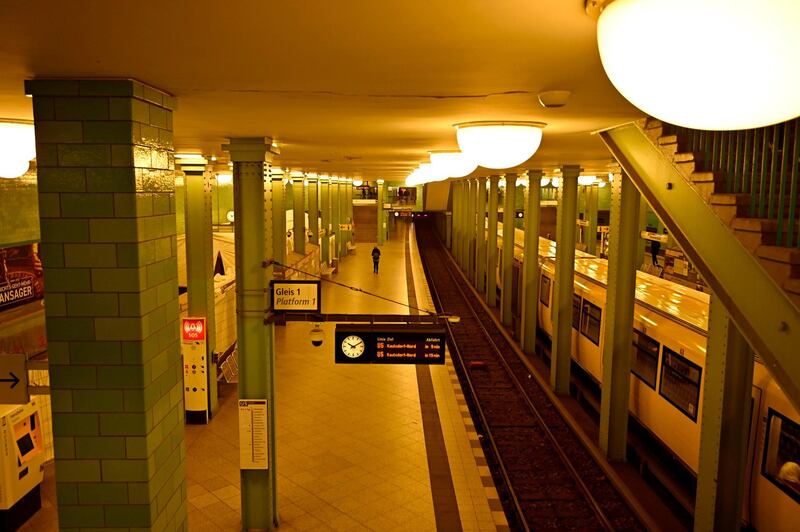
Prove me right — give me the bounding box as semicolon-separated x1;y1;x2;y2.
499;222;710;333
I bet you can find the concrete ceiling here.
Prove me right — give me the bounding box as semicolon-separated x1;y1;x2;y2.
0;0;642;180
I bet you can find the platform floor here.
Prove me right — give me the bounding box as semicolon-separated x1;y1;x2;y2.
184;221;504;530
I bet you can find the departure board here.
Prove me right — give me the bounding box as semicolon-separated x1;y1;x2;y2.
335;324;446;365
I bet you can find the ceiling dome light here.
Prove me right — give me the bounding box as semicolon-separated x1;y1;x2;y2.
598;0;800;130
578;175;597;186
540;177;550;187
455;121;545;170
551;177;561;188
352;179;363;187
216;173;233;185
429;150;478;179
0;122;36;179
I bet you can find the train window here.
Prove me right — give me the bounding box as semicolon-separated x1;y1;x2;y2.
631;330;659;389
540;275;551;307
572;294;582;330
762;408;800;503
580;300;602;345
658;347;702;421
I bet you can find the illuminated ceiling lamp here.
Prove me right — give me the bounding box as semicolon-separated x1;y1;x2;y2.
578;175;597;186
428;150;478;180
597;0;800;130
455;121;546;170
352;179;363;187
0;121;36;178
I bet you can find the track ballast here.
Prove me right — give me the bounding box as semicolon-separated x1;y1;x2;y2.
416;222;644;531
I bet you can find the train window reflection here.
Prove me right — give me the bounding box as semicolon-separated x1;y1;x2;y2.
659;347;702;421
572;294;582;330
631;330;659;389
580;300;602;345
762;408;800;503
540;275;551;307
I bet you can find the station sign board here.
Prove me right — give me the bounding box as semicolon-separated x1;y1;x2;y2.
334;324;446;365
270;280;321;313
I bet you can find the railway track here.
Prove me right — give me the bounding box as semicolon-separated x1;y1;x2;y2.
416;223;644;531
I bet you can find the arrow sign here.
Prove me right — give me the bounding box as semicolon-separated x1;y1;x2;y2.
0;355;29;404
0;372;21;389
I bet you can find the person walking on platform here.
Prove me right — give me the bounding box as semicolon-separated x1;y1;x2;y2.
371;245;381;274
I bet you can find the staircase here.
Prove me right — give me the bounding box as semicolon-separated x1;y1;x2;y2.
598;120;800;413
644;118;800;307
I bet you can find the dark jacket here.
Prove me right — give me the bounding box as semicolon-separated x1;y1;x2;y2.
371;247;381;261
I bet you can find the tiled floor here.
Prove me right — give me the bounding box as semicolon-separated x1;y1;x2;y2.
25;222;501;530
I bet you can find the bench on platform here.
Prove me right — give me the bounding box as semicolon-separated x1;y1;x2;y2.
346;241;357;252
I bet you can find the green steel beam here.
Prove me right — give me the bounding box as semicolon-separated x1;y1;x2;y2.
599;171;641;461
223;138;278;530
486;176;500;307
454;181;463;268
501;174;517;327
636;195;647;267
586;184;599;256
475;177;488;295
308;176;319;246
468;178;477;284
292;177;305;255
551;165;580;395
600;122;800;411
377;179;385;245
272;172;286;266
184;167;219;417
694;296;754;532
522;170;543;355
331;178;340;260
320;177;330;264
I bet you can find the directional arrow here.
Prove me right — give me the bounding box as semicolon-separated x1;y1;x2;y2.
0;372;20;389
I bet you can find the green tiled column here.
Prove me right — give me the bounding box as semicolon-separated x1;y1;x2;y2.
377;179;385;245
27;78;186;530
223;138;278;530
475;177;487;295
271;169;286;268
331;178;340;260
586;184;599;256
308;175;319;246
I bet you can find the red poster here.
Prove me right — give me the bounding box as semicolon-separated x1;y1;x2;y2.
0;244;44;312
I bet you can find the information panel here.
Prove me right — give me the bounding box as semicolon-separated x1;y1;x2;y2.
335;324;446;365
270;280;321;312
238;399;269;470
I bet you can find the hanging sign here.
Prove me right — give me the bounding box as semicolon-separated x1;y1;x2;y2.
335;324;446;365
270;280;321;312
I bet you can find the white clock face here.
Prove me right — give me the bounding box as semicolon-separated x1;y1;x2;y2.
341;335;366;358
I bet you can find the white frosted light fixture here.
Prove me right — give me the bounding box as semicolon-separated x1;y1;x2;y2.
455;121;545;170
598;181;607;188
216;173;233;185
0;122;35;178
578;175;597;186
551;177;561;188
540;177;550;187
352;179;363;187
429;150;478;179
598;0;800;130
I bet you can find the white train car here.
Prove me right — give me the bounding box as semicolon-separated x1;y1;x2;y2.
493;222;800;531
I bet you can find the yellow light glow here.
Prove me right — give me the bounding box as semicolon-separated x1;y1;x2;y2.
0;122;35;178
598;0;800;130
598;181;607;188
216;173;233;185
540;177;550;187
352;179;363;187
551;177;561;188
578;175;597;186
429;150;478;179
455;121;545;170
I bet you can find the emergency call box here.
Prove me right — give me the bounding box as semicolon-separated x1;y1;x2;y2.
181;317;209;424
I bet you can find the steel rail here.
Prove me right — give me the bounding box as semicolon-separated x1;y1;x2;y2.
424;240;614;531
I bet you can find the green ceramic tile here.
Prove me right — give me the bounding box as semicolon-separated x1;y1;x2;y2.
91;266;146;292
49;366;97;390
104;503;152;527
58;144;111;167
69;341;122;365
114;192;153;218
58;505;104;528
148;104;167;129
46;317;95;341
38;192;61;218
45;292;67;316
61;193;115;218
101;459;150;482
127;482;153;504
54;97;109;121
66;293;119;317
119;287;158;317
86;167;137;193
43;268;92;292
54;436;75;459
75;435;126;458
37;167;86;193
89;218;139;243
32;97;55;120
33;143;59;166
94;317;146;341
78;482;128;505
78;80;136;97
111;144;135;167
97;366;146;390
40;218;89;242
56;482;79;505
52;413;99;437
38;243;64;268
83;121;135;144
63;243;116;268
116;241;156;267
35;121;83;143
99;411;149;435
51;389;73;412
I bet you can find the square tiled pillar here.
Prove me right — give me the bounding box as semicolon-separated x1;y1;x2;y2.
26;79;186;530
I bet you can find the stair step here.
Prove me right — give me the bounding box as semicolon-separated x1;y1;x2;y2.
785;278;800;295
732;217;800;232
690;171;724;184
673;152;698;163
658;135;678;145
645;118;664;130
710;193;751;206
757;245;800;265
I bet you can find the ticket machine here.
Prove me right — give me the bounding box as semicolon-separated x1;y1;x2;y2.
0;399;44;529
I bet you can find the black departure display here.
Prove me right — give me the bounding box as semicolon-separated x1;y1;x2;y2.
335;324;446;365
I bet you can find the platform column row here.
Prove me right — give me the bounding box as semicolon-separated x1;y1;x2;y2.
320;176;331;265
292;175;305;256
308;175;319;246
485;175;500;307
475;177;488;295
467;178;477;284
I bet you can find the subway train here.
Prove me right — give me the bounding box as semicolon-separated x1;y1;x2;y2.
489;222;799;531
